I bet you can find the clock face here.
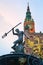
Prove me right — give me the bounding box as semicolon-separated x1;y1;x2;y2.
28;25;33;29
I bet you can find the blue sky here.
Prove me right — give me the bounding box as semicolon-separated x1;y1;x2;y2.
0;0;43;56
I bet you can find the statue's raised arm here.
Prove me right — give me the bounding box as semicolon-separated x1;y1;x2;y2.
12;28;18;35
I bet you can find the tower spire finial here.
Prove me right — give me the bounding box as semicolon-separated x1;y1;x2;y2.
28;2;29;6
27;2;30;12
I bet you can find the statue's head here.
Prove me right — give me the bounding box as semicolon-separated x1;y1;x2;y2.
15;29;19;33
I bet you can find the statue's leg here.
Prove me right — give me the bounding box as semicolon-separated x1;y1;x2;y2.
13;39;23;49
13;40;20;47
14;40;19;43
12;40;19;50
14;39;21;44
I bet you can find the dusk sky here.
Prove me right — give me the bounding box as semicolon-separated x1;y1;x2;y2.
0;0;43;56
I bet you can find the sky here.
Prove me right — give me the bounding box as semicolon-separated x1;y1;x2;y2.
0;0;43;56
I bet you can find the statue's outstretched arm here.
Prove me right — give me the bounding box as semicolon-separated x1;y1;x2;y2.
12;28;18;35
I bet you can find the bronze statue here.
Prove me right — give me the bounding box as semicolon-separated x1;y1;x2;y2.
12;29;24;45
12;28;25;53
2;22;29;53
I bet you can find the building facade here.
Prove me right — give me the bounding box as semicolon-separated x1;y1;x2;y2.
24;4;43;59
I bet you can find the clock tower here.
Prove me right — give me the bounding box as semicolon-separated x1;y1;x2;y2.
24;4;35;33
